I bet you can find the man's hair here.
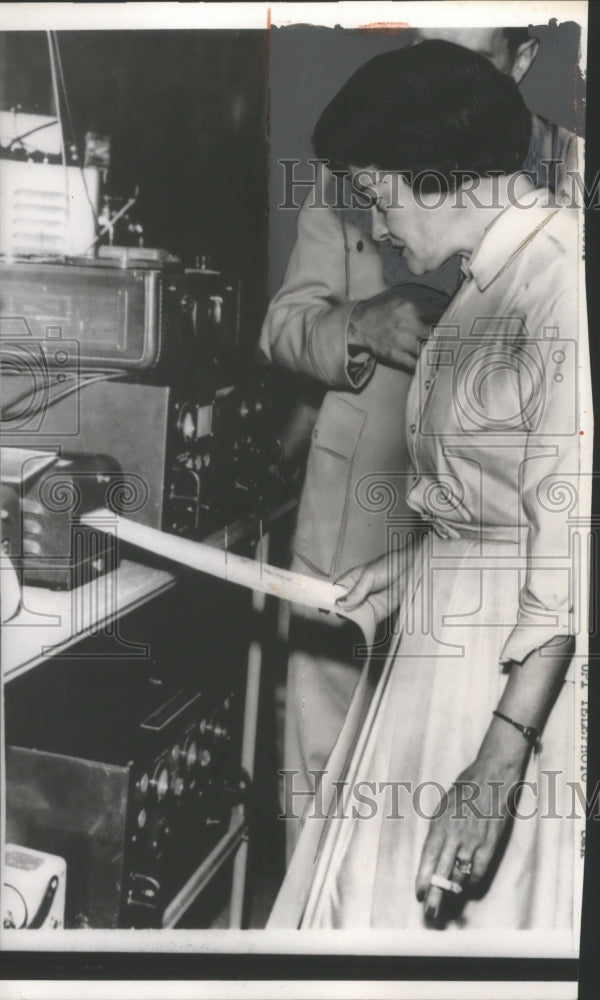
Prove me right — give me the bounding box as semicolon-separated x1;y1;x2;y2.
502;27;533;57
313;40;531;191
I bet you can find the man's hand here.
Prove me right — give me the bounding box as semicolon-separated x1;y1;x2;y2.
347;288;444;372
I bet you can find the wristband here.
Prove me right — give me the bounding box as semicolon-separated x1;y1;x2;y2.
492;710;540;753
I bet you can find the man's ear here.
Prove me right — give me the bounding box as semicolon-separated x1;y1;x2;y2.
510;38;539;84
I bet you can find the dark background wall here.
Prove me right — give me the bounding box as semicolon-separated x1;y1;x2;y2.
268;21;586;294
0;30;270;340
0;23;586;335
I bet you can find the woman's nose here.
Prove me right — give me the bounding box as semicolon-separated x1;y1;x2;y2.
371;208;389;243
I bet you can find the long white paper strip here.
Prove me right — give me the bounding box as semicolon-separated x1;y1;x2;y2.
80;508;378;646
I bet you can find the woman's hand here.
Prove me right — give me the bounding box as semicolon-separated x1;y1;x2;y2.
415;637;574;924
415;719;531;923
335;548;403;610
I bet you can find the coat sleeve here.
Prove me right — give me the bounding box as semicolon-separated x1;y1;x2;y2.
500;249;582;665
259;178;376;390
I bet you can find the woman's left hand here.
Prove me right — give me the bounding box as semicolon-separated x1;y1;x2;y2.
415;739;530;923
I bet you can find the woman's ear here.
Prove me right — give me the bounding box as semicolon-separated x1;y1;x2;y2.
510;38;539;85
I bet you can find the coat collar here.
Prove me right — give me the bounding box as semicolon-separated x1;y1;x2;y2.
465;188;561;292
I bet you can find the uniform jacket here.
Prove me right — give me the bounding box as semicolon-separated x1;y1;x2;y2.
260;166;453;579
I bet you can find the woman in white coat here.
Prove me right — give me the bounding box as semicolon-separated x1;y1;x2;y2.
272;40;588;933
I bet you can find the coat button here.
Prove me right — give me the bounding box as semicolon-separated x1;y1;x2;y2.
356;240;364;252
424;380;431;390
410;424;417;433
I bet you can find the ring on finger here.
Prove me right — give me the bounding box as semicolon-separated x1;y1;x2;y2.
429;873;463;895
454;856;473;877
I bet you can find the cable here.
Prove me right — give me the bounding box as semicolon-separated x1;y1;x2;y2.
52;31;99;230
46;29;72;256
46;31;67;170
82;193;138;256
1;371;127;422
52;33;75;145
1;373;76;417
7;119;60;150
38;371;125;411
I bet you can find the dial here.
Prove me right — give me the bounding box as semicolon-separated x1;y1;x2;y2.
150;761;170;801
184;736;198;769
177;404;198;443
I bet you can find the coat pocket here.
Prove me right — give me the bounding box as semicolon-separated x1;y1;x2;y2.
294;394;366;577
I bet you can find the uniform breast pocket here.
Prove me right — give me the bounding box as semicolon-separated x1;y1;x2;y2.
294;394;366;577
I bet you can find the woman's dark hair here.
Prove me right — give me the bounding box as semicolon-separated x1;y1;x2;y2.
313;40;532;191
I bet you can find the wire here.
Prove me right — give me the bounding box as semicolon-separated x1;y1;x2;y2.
82;193;138;256
7;118;60;150
1;371;127;422
40;371;125;410
52;31;100;230
53;33;74;143
46;31;67;171
1;373;76;417
46;29;72;256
